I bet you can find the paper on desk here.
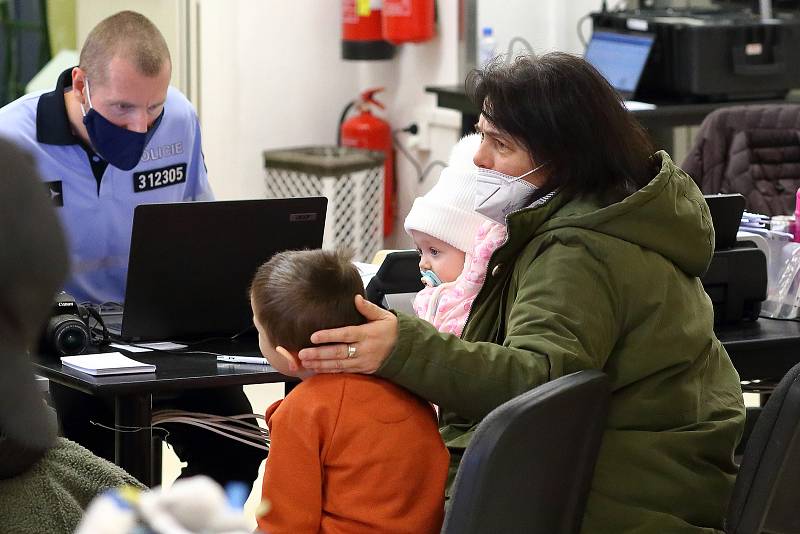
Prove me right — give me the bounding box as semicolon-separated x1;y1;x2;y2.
109;341;188;352
138;341;188;351
60;352;156;375
353;261;380;287
109;342;151;353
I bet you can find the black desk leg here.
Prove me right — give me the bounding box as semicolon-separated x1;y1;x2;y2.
115;393;154;487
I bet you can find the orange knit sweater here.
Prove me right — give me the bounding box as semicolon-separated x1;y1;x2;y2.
257;373;449;534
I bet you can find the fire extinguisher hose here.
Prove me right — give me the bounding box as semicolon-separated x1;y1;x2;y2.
336;99;357;146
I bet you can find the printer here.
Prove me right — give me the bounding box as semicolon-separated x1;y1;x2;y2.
591;8;800;101
701;195;768;324
702;241;767;323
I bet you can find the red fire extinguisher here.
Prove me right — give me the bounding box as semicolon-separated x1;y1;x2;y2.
382;0;435;44
340;88;395;237
341;0;396;60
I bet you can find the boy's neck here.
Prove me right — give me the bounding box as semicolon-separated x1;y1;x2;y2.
296;369;316;380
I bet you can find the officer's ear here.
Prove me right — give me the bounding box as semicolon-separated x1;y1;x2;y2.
71;67;88;102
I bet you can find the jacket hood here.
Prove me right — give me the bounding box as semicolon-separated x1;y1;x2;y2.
0;139;68;479
532;151;714;277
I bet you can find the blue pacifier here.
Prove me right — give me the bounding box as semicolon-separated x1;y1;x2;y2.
420;269;443;287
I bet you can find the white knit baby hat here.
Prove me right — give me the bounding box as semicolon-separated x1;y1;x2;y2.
404;133;486;252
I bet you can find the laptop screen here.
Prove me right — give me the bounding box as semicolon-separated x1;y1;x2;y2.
119;197;327;341
584;31;654;96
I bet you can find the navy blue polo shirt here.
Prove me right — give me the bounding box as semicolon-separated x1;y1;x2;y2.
0;68;213;304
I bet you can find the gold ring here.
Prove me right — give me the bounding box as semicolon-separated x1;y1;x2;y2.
347;344;357;359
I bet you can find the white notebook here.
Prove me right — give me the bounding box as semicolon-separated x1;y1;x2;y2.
60;352;156;376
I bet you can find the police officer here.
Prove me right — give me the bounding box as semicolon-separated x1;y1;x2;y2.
0;11;263;487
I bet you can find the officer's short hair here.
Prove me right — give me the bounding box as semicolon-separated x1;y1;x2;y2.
250;249;366;353
80;10;171;84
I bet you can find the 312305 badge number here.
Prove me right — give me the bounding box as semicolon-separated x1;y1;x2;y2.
133;163;187;193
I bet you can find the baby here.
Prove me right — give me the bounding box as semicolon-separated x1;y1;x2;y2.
404;134;507;337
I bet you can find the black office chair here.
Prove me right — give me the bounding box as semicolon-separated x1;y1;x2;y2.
726;362;800;534
365;250;423;309
441;370;610;534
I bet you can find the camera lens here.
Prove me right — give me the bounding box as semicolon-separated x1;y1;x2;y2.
47;315;90;356
58;325;88;354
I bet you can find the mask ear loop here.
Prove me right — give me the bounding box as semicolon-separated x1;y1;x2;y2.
80;78;93;116
511;161;549;183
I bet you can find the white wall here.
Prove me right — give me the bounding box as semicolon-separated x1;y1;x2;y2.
196;0;461;248
76;1;604;246
477;0;600;57
76;0;193;93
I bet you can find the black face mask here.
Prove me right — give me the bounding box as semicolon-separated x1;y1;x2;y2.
81;79;164;171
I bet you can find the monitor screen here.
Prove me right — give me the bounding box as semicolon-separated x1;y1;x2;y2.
584;31;655;94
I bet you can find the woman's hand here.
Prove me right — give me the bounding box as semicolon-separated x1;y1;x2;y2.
298;295;398;374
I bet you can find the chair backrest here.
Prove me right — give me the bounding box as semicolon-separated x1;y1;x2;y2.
682;104;800;217
441;370;610;534
726;362;800;534
365;250;423;308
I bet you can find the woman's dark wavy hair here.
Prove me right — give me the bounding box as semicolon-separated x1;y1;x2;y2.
467;52;656;203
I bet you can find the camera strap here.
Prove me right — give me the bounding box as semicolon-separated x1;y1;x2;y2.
82;305;110;347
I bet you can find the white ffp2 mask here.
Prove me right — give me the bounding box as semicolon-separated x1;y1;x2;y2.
473;162;548;224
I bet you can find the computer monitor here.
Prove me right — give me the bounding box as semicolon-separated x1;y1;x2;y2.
584;30;655;99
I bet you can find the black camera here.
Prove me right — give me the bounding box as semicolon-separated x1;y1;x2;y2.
40;292;90;356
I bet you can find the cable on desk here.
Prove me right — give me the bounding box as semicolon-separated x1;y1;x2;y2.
153;411;267;436
153;410;269;449
152;418;269;451
89;419;171;439
158;419;267;451
91;412;270;451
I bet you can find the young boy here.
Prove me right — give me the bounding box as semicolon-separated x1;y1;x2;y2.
250;249;449;534
404;133;507;336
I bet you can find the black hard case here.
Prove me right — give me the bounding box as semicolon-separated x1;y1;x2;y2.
591;10;800;101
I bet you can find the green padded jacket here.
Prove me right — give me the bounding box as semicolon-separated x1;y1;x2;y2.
377;152;745;533
0;437;143;534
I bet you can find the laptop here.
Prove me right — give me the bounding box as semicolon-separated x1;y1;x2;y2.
705;194;746;251
105;197;327;341
584;30;655;100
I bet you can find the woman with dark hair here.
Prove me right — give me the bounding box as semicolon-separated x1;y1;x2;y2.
299;53;745;532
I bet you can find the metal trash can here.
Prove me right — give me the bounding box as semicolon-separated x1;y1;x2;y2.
263;146;384;262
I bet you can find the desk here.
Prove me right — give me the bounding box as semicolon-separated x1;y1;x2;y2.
425;85;800;154
716;318;800;384
34;343;296;487
33;319;800;485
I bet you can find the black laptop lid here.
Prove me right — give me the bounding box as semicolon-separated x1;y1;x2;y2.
705;194;745;250
584;30;655;99
121;197;327;341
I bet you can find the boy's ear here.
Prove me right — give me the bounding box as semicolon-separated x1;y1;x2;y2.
275;345;302;373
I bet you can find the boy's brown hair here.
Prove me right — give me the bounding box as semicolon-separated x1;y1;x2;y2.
250;249;366;353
